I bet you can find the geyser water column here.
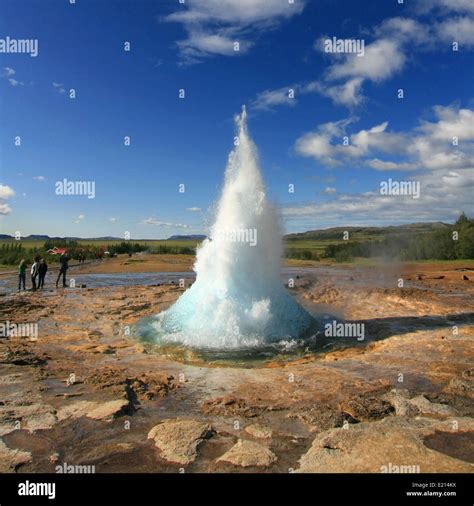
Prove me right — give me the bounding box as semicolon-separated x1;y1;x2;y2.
150;106;314;348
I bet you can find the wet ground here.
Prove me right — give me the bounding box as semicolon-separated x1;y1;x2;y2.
0;263;473;473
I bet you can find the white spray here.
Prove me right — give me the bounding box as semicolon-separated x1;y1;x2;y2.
151;106;313;348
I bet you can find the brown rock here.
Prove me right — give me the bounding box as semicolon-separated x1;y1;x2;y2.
202;396;260;417
384;389;456;418
384;389;421;417
340;394;394;421
86;399;131;420
0;439;32;472
445;378;474;399
57;399;130;421
245;423;273;439
409;395;456;417
147;419;213;465
57;401;96;421
0;402;58;434
217;439;277;467
298;417;474;473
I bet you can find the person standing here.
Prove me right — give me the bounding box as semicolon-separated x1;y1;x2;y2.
31;256;40;291
18;259;27;291
38;258;48;289
56;251;69;288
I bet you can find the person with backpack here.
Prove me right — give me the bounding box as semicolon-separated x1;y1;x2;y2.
31;256;40;291
56;251;69;288
18;259;27;291
38;258;48;289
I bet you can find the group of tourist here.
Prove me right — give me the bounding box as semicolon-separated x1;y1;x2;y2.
18;252;69;291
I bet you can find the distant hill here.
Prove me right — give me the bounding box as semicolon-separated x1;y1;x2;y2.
0;224;453;243
284;222;450;241
167;235;207;241
25;234;53;240
85;236;122;241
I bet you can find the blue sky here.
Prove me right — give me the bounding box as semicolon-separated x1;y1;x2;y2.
0;0;473;238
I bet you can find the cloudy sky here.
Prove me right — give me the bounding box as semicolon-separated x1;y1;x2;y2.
0;0;473;238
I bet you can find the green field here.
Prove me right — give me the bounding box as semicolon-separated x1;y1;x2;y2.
285;239;345;253
1;216;473;266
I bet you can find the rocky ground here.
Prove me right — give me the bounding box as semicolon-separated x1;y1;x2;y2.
0;263;473;473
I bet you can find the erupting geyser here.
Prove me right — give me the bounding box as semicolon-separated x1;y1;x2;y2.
147;106;314;348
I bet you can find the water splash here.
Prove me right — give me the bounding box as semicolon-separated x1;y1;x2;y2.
144;106;314;348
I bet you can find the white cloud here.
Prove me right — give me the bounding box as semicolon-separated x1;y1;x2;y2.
367;159;415;171
33;176;45;181
418;106;474;141
166;0;304;24
282;168;474;230
186;207;202;212
251;8;473;112
0;185;15;200
416;0;474;14
0;184;15;215
337;13;474;93
252;86;298;111
322;187;337;194
165;0;306;63
251;77;366;112
2;67;15;76
314;22;420;107
0;203;12;214
373;17;431;45
74;214;85;223
1;68;24;86
251;19;422;110
436;16;474;46
327;39;406;83
52;82;66;93
310;77;365;107
178;32;243;58
109;217;117;222
295;117;407;166
8;78;24;87
143;218;190;228
295;105;474;171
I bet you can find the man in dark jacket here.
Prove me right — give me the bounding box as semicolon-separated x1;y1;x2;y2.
56;252;69;288
38;258;48;289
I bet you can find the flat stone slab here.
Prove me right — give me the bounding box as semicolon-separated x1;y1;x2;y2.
57;401;97;421
298;416;474;473
86;399;130;420
217;439;277;467
57;399;130;421
0;439;32;472
245;423;273;439
0;403;58;435
385;389;456;417
147;419;213;465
